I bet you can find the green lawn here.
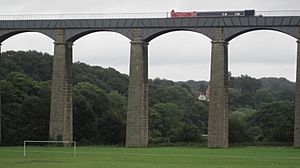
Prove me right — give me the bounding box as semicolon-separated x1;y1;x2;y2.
0;146;299;168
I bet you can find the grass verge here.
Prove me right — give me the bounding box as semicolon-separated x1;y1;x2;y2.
0;146;299;168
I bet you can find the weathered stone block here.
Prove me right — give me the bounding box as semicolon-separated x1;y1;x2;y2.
126;29;148;147
49;29;73;144
208;28;229;148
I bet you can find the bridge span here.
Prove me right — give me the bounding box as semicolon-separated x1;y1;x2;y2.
0;14;300;148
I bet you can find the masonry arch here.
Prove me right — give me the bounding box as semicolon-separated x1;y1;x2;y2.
227;29;296;145
226;28;298;42
71;31;130;145
1;31;54;54
147;30;211;144
145;28;212;42
72;31;130;75
228;29;296;81
148;30;211;81
0;30;54;43
66;30;130;43
0;32;54;145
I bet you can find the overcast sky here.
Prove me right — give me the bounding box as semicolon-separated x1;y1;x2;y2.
0;0;299;81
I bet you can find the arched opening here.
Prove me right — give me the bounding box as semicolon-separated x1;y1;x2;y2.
72;31;130;145
1;32;54;54
149;30;211;81
229;30;296;81
227;30;296;145
147;30;211;145
73;31;130;77
0;32;54;146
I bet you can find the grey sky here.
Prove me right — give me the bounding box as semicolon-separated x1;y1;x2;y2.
0;0;299;81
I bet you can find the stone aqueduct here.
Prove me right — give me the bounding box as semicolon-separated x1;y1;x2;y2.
0;15;300;147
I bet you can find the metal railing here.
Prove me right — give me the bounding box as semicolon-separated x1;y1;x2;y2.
0;10;299;20
256;10;300;16
0;12;169;20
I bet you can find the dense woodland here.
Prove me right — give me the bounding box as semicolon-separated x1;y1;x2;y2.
0;50;296;146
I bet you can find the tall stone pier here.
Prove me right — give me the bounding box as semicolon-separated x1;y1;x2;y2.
49;29;73;143
295;39;300;148
126;29;149;147
208;27;229;148
0;43;2;146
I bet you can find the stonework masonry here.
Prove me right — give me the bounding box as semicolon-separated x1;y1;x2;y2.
126;29;149;147
295;39;300;148
0;43;2;146
208;27;229;148
49;29;73;144
1;16;299;148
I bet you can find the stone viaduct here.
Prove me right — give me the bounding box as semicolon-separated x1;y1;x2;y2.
0;15;300;147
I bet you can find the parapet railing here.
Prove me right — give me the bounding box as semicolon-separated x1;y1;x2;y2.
0;10;299;20
0;12;169;20
256;10;300;16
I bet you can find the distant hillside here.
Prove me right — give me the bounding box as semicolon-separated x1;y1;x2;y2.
0;50;53;81
0;50;129;95
176;77;295;99
260;77;295;93
176;80;209;96
73;62;129;95
1;50;295;98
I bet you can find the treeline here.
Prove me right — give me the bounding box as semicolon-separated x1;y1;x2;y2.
0;50;296;146
178;74;295;145
228;75;295;145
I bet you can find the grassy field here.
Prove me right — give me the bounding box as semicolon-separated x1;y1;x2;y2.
0;146;300;168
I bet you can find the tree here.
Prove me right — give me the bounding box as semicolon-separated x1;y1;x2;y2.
198;83;207;93
235;93;255;109
1;72;51;145
254;89;274;104
150;103;184;143
149;108;163;144
20;96;49;141
178;124;203;143
99;91;127;145
0;51;52;81
229;108;262;144
74;82;110;117
73;82;110;144
183;100;208;134
274;89;295;102
229;75;262;94
73;83;127;145
251;101;294;142
229;111;251;143
260;77;295;95
73;62;129;95
107;91;127;117
97;112;126;145
229;88;242;110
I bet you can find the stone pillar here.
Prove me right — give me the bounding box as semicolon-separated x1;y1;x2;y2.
0;43;2;146
49;29;73;144
295;39;300;148
208;27;229;148
126;29;149;147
